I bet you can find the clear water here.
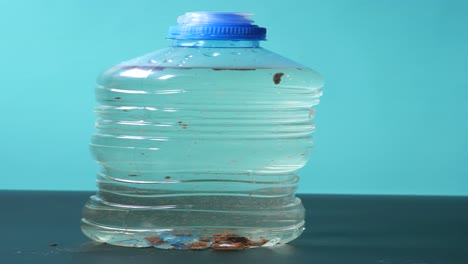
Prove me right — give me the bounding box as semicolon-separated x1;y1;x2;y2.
81;48;323;249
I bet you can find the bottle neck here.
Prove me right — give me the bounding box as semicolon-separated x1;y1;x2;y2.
172;39;260;48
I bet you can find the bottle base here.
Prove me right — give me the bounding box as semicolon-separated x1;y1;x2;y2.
81;219;304;249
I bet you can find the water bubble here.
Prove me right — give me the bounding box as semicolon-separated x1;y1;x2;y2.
203;52;221;57
148;59;158;63
308;108;315;119
230;52;242;55
185;55;193;59
163;59;173;63
177;60;187;67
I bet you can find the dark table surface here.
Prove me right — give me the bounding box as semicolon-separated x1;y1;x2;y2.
1;191;467;264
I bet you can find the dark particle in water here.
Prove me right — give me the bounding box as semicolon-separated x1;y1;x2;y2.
188;241;210;250
115;97;121;100
208;233;268;250
246;238;269;247
273;73;284;84
210;233;248;250
49;243;58;247
128;174;138;177
165;176;171;179
145;236;164;245
214;233;248;244
211;242;246;250
177;121;188;129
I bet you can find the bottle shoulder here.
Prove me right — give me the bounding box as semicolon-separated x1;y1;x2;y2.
97;47;323;89
111;47;314;70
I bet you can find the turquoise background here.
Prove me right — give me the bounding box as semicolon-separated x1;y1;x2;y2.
1;0;467;195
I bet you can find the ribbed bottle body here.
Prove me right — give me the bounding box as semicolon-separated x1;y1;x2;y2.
82;46;323;249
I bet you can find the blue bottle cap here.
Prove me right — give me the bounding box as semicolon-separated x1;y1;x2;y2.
167;12;267;40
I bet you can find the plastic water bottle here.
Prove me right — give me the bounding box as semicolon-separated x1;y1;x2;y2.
81;12;323;250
